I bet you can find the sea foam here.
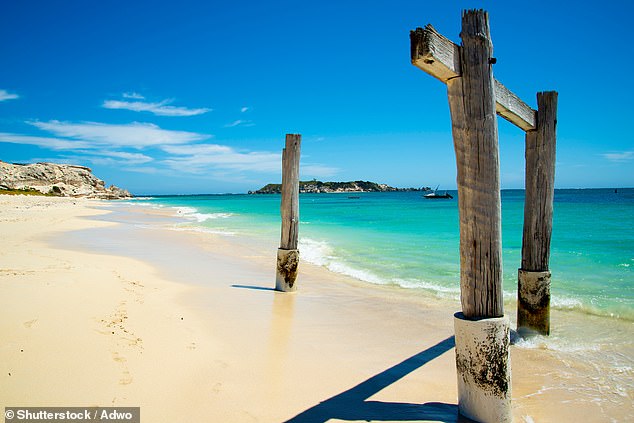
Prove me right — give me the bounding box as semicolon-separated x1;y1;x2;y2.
299;237;460;296
169;225;235;236
299;237;384;284
172;206;233;222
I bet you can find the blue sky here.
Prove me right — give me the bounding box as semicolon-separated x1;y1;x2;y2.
1;0;632;194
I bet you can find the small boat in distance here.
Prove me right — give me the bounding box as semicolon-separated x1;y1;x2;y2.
423;186;453;199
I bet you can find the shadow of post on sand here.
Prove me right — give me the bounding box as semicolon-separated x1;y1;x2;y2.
285;336;471;422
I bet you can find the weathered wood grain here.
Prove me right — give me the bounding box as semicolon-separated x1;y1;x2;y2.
494;81;536;131
518;91;557;335
410;25;460;83
522;92;557;271
280;134;301;250
447;10;504;319
411;24;536;131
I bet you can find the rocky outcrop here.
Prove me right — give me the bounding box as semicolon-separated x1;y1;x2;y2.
0;161;132;199
250;180;425;194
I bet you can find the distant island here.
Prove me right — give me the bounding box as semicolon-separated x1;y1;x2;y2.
249;180;427;194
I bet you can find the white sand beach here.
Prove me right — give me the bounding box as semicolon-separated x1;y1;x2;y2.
0;195;631;422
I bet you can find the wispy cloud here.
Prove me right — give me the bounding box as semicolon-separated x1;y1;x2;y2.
162;144;233;155
42;152;154;167
301;164;340;178
0;133;92;150
70;155;151;167
92;150;153;164
602;151;634;162
29;120;209;148
161;143;280;174
0;89;19;102
224;119;254;128
123;166;163;174
123;92;145;100
240;106;249;113
162;143;337;177
0;133;153;166
103;98;211;117
1;114;337;186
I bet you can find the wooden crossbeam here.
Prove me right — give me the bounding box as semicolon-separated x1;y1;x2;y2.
411;25;536;131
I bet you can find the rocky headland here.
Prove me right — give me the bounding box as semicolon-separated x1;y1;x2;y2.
0;161;132;199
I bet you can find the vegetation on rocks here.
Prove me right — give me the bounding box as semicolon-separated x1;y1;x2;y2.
250;180;425;194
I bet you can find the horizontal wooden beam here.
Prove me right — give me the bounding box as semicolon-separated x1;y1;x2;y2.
494;81;536;132
410;25;536;131
410;24;460;83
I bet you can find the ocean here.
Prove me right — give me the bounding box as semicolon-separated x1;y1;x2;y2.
133;188;634;322
121;188;633;414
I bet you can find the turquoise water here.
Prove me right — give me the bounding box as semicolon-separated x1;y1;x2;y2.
134;189;634;321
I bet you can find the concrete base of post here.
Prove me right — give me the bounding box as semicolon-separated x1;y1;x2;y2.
275;248;299;292
454;312;512;423
517;269;551;337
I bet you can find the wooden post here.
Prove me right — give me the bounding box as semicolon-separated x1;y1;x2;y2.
410;10;561;420
446;10;511;422
410;16;557;340
276;134;301;292
448;10;503;320
518;91;558;336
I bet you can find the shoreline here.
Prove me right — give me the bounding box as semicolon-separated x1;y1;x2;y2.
130;189;634;323
1;195;631;421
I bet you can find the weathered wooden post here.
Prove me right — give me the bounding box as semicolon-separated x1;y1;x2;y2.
411;10;515;422
275;134;301;292
518;92;557;336
447;11;511;423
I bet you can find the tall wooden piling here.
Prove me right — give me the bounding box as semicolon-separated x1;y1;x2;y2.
447;10;503;320
518;91;558;336
446;10;511;422
276;134;301;292
410;9;560;421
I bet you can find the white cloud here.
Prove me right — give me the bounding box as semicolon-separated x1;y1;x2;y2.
2;114;338;184
161;143;280;174
29;120;209;148
20;153;152;169
0;132;92;150
72;155;149;167
162;144;233;155
301;164;340;178
0;89;19;102
94;150;153;164
0;132;153;166
103;98;211;117
123;92;145;100
240;107;249;113
123;166;163;174
224;119;254;128
602;151;634;162
103;93;211;117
